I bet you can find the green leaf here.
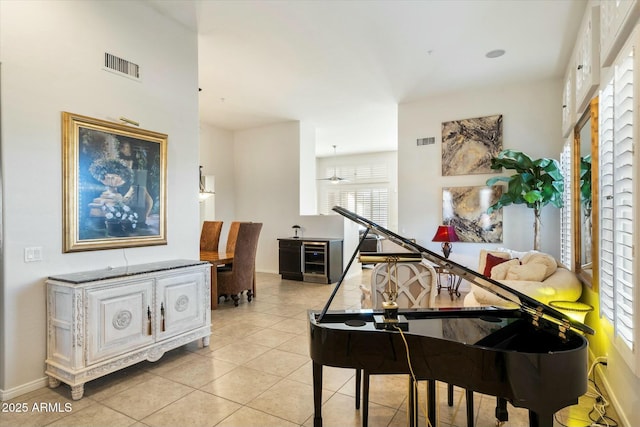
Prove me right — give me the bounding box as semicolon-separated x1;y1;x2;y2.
485;149;564;216
523;190;542;204
486;176;510;186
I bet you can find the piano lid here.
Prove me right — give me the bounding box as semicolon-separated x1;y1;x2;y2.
331;205;594;336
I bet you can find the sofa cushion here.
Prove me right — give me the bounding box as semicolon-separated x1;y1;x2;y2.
504;262;547;281
496;247;529;259
520;251;557;280
480;251;512;277
490;259;520;280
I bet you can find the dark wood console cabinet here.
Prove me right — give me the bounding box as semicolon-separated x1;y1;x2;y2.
278;238;303;281
278;238;343;284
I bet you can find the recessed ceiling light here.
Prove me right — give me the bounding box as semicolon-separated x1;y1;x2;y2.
486;49;506;59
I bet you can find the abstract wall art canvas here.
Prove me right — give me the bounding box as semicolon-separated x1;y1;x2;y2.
442;185;503;243
441;114;503;176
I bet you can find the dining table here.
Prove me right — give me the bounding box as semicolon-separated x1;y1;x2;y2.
199;250;234;309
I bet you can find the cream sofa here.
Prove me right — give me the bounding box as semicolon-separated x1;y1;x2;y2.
464;248;582;307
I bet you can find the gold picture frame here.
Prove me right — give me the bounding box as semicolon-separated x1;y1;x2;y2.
62;112;167;252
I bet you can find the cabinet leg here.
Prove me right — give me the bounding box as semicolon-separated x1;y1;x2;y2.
71;384;84;400
202;336;210;347
48;376;61;388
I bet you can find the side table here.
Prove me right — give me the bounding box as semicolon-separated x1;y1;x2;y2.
434;266;462;298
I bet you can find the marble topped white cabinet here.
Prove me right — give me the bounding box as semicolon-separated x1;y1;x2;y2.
45;260;211;400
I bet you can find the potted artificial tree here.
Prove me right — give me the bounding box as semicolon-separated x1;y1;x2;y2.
486;149;564;251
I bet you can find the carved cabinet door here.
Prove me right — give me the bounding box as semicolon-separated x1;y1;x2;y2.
155;271;207;341
86;279;154;365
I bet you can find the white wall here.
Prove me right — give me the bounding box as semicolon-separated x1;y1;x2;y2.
398;79;563;271
0;1;199;397
299;122;318;215
199;123;236;248
232;121;343;274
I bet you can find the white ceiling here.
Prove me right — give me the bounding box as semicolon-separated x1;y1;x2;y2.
147;0;587;157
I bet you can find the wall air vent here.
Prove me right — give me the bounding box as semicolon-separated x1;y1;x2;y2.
103;52;140;80
417;137;435;146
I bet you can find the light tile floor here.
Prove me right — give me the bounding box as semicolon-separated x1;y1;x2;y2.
2;269;617;427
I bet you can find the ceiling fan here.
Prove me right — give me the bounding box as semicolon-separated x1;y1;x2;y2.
318;145;349;184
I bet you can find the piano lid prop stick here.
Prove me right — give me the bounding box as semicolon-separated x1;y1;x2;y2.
317;228;370;323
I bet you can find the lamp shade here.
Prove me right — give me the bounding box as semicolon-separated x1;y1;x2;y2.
432;225;459;243
549;300;594;323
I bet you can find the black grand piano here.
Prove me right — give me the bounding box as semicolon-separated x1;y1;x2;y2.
309;206;594;427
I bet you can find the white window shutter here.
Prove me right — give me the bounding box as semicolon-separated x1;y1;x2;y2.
560;140;573;269
599;34;637;363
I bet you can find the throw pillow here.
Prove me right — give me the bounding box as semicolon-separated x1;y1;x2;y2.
483;253;511;277
478;250;511;275
490;259;520;280
520;252;558;280
505;263;548;282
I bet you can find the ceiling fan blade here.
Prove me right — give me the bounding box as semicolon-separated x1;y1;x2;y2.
317;145;349;182
317;175;348;182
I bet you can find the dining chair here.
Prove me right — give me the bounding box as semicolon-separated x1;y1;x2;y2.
225;221;246;254
200;221;223;252
357;261;437;427
217;222;262;307
217;221;249;272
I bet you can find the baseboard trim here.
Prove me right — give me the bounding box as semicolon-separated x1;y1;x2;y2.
0;376;48;401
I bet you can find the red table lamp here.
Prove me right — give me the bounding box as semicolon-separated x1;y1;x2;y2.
432;225;459;259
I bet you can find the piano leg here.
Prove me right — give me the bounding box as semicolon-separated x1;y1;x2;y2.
529;411;553;427
355;369;361;409
496;397;508;424
448;384;475;427
362;371;370;427
407;379;418;427
313;361;323;427
466;390;474;427
528;411;553;427
427;380;437;427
